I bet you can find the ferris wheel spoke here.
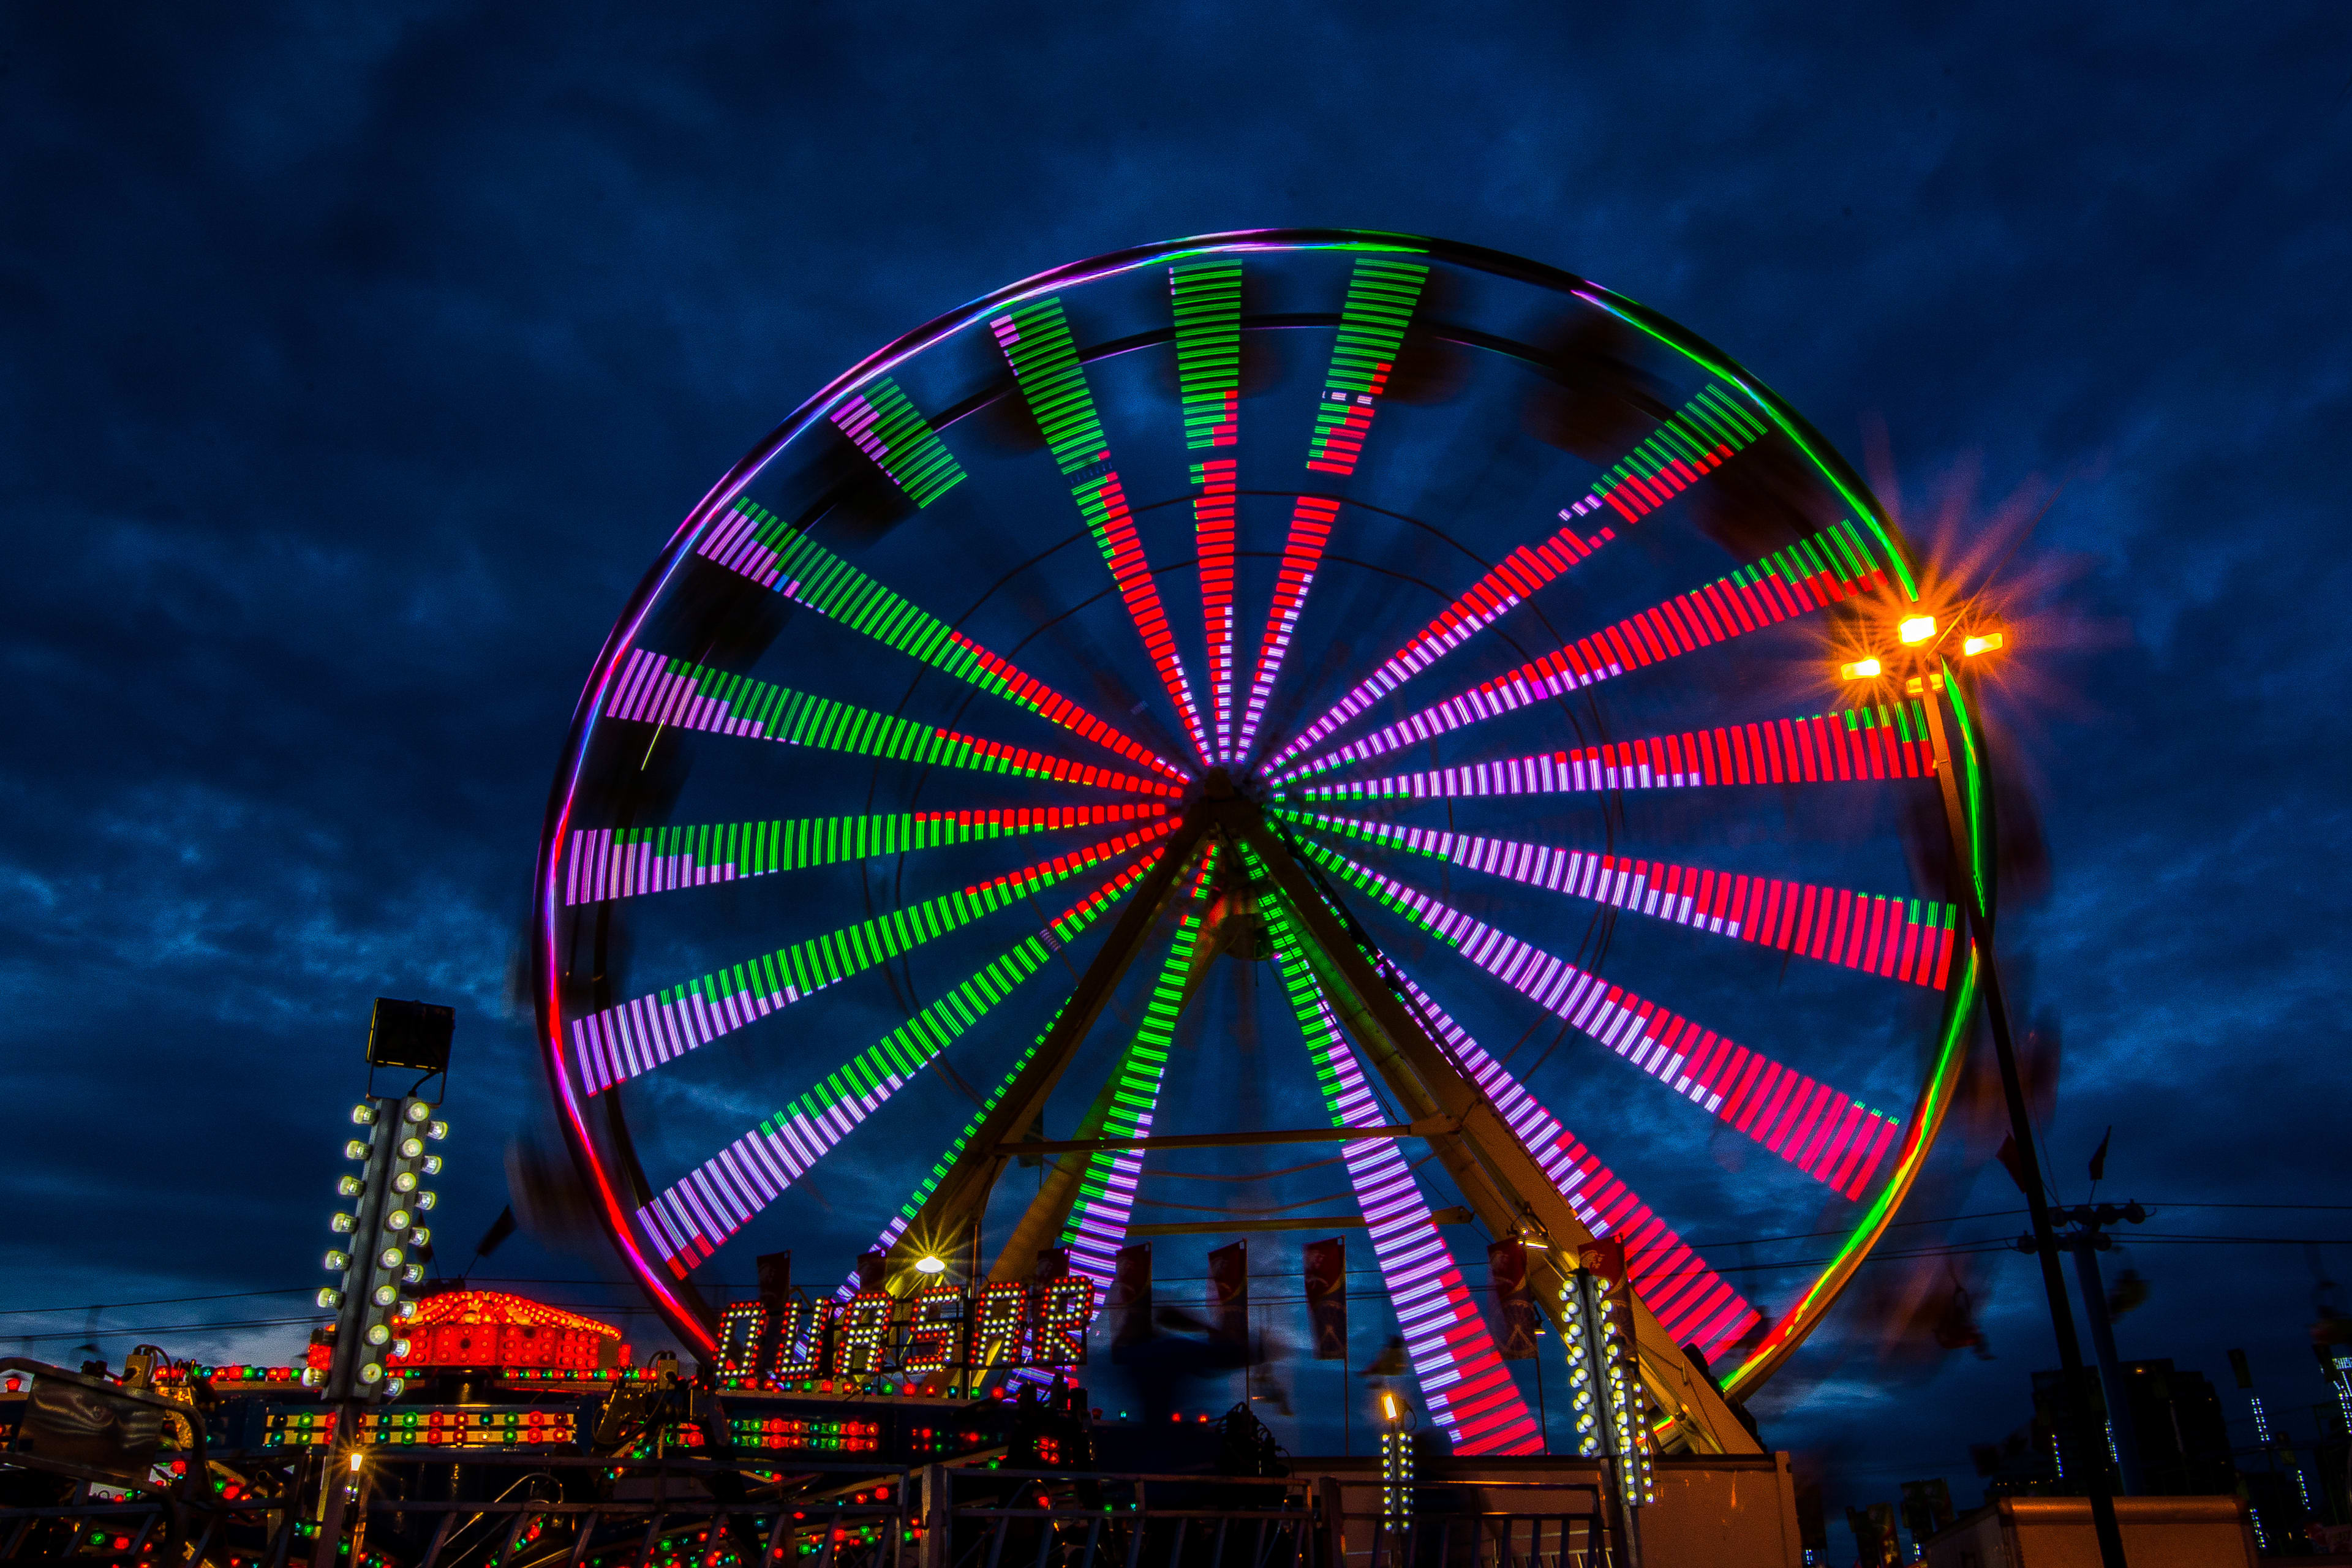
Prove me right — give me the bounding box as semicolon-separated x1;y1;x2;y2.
570;821;1174;1097
629;849;1172;1275
1382;969;1763;1360
1265;380;1774;774
1295;839;1903;1199
562;803;1167;906
825;374;969;507
603;648;1182;798
1289;696;1934;805
696;497;1186;782
1171;261;1245;761
1058;854;1224;1281
1286;810;1960;991
1252;881;1542;1455
1231;257;1431;763
1276;516;1893;783
990;298;1212;766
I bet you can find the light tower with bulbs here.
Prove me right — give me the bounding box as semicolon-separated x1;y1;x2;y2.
306;1000;456;1404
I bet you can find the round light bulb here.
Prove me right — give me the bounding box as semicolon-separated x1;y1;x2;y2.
412;1190;435;1211
317;1287;343;1310
392;1171;417;1193
344;1140;369;1161
323;1250;350;1272
384;1376;405;1398
365;1324;390;1346
378;1246;404;1269
425;1120;449;1141
420;1155;442;1175
359;1362;383;1385
350;1105;377;1126
398;1136;424;1159
399;1264;424;1284
404;1101;432;1123
372;1284;400;1307
337;1175;364;1197
330;1213;356;1234
384;1209;411;1232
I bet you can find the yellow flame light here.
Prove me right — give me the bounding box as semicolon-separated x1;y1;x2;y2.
1839;658;1882;682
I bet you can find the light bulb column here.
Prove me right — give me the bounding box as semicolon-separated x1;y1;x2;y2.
315;1095;443;1401
1559;1259;1648;1568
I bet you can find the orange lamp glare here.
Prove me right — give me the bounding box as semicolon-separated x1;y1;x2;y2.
1898;615;1937;645
1380;1393;1400;1422
1962;631;2005;657
1839;658;1882;682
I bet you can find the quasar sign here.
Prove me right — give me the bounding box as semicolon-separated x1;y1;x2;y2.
715;1279;1099;1385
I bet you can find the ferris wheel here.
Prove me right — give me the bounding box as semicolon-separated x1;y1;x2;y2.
531;230;1988;1457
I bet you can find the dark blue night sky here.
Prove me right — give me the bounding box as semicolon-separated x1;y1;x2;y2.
4;6;2348;1556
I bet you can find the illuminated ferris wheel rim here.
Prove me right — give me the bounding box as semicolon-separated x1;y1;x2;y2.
530;227;1992;1433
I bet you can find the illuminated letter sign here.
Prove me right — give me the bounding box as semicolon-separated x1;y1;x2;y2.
829;1291;896;1379
971;1281;1030;1371
901;1287;965;1376
770;1297;823;1381
1031;1276;1096;1367
716;1300;769;1379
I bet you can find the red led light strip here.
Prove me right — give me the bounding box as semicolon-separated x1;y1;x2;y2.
1231;495;1341;761
990;299;1211;766
1193;460;1238;763
1281;519;1888;782
1295;842;1901;1199
1382;973;1761;1360
1294;702;1934;805
1286;812;1958;990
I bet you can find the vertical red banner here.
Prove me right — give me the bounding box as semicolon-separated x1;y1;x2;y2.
1208;1240;1249;1351
1303;1238;1348;1361
1110;1243;1154;1358
1488;1239;1537;1360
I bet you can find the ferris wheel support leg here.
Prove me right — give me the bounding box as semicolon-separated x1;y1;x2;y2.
880;812;1216;1294
1240;823;1762;1458
980;891;1238;1285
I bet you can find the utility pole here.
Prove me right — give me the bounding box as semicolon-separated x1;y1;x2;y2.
2031;1203;2150;1496
1913;663;2128;1568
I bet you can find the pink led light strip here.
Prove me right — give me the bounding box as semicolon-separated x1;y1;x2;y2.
1294;705;1933;804
1193;460;1238;764
1260;905;1538;1452
564;804;1165;905
1230;495;1341;761
634;854;1165;1272
569;822;1172;1098
1288;812;1958;990
1280;522;1889;782
1300;843;1901;1200
1384;973;1760;1360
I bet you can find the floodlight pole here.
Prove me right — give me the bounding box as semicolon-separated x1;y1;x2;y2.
1916;665;2128;1568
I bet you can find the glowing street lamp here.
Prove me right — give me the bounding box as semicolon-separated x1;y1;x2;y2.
1898;613;1937;645
1963;631;2005;657
1839;657;1882;682
913;1255;948;1276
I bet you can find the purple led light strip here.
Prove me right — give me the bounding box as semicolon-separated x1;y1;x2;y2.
1298;841;1901;1200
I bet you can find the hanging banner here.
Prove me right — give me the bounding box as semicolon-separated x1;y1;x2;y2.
1208;1240;1249;1350
1488;1239;1537;1360
1303;1238;1348;1360
1110;1243;1154;1356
